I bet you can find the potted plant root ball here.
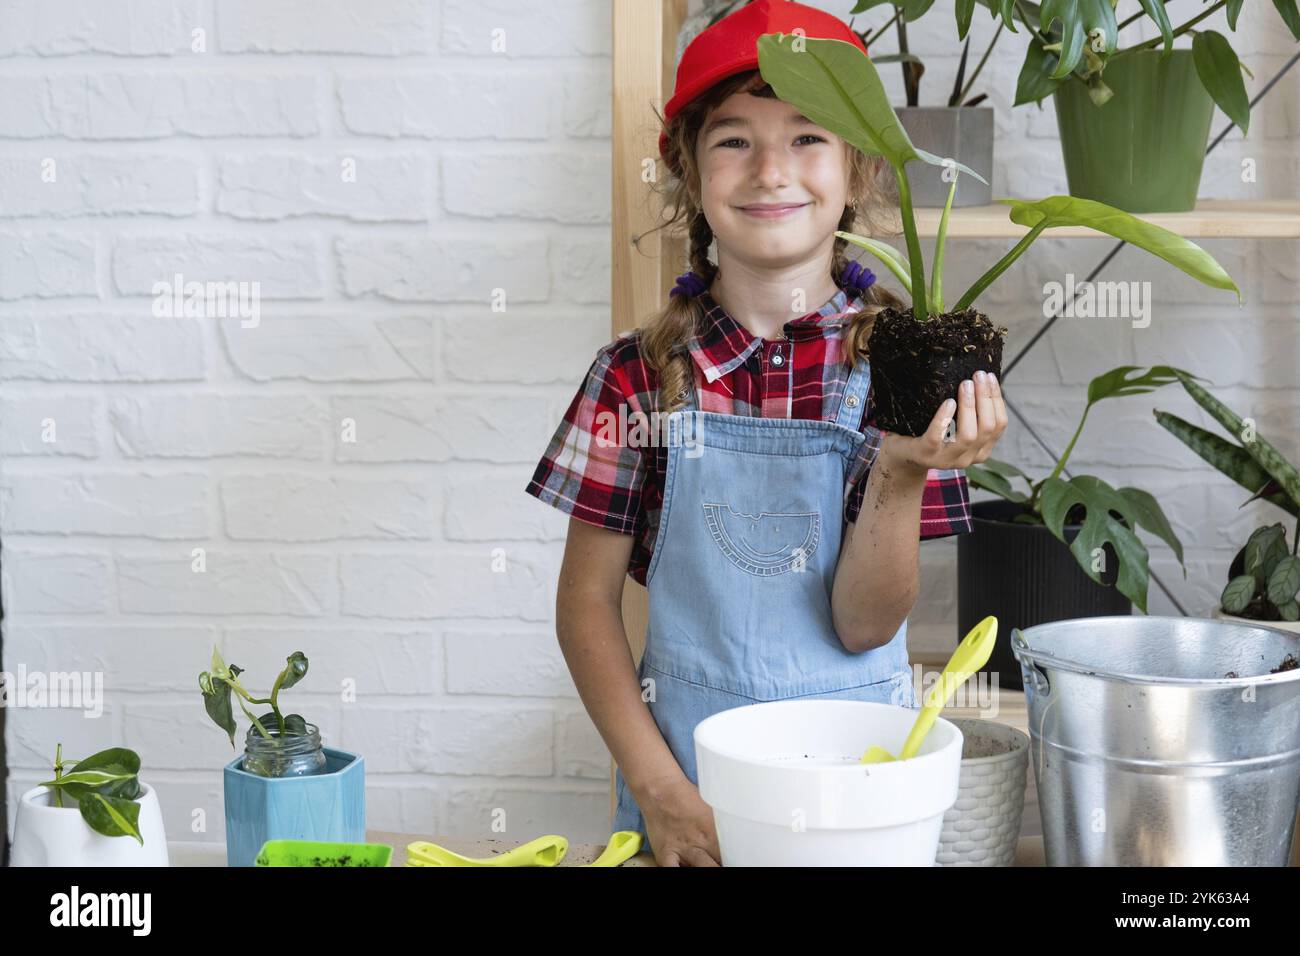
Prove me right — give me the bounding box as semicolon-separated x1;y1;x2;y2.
756;32;1240;437
200;648;365;867
11;744;169;867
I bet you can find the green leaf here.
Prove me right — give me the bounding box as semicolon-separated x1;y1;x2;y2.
930;171;959;310
82;793;144;845
1137;0;1174;55
1279;599;1300;622
851;0;936;18
1225;0;1245;30
282;714;308;736
870;53;925;66
1193;31;1250;135
201;673;237;748
1039;474;1157;612
957;0;977;38
71;747;140;777
1173;370;1300;509
1245;524;1288;585
755;35;987;184
1273;0;1300;40
999;197;1241;299
1085;365;1191;406
1014;38;1065;105
1153;411;1300;519
1267;556;1300;606
1222;574;1258;614
835;231;913;293
967;463;1029;503
279;651;309;690
1116;486;1185;569
39;769;136;789
1038;0;1117;78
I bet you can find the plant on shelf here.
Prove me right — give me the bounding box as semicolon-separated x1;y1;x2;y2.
964;365;1193;613
850;0;1004;107
984;0;1300;122
755;32;1239;436
199;647;311;748
1154;370;1300;623
38;744;147;843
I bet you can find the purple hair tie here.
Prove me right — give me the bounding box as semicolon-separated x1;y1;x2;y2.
841;260;876;295
671;270;708;298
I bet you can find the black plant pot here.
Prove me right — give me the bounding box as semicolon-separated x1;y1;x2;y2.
957;499;1132;691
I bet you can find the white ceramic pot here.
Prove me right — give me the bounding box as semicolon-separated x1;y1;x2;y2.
936;718;1029;866
694;700;963;866
11;782;170;867
1208;605;1300;636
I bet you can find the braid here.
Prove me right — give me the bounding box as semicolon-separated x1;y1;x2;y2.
653;210;716;415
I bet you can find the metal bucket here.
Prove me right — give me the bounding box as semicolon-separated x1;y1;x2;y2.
1012;616;1300;866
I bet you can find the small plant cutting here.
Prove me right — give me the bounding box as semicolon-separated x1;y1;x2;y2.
39;744;147;844
965;365;1194;613
755;32;1239;436
1153;370;1300;624
199;647;311;747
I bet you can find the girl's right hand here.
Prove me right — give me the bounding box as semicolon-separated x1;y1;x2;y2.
639;775;722;866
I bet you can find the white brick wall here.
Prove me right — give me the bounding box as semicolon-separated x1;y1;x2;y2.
1;0;1297;850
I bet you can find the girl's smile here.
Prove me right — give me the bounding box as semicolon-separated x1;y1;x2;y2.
735;201;811;220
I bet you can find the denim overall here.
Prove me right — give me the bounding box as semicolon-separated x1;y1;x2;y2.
612;354;919;851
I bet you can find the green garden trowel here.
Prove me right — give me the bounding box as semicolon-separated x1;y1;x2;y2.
859;615;998;764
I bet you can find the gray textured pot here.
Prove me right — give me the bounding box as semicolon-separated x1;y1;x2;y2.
936;718;1029;866
897;106;993;207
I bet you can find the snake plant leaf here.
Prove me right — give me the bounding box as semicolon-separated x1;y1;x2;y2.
1038;0;1118;78
1153;411;1299;518
82;793;144;845
1193;31;1250;134
755;34;988;184
1221;574;1257;614
1172;370;1300;508
1039;474;1157;613
1273;0;1300;40
967;463;1029;503
835;231;912;293
1267;556;1300;606
1001;197;1241;299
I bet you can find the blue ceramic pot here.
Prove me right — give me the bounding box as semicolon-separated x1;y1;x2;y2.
223;747;365;867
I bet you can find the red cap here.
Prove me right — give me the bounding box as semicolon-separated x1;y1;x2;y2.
659;0;869;175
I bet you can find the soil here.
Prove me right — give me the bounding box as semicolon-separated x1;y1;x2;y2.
1272;654;1298;673
866;306;1008;437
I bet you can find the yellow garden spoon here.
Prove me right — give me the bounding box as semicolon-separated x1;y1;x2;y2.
404;831;642;867
859;615;997;764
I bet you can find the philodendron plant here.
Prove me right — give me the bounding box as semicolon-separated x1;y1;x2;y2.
755;32;1239;436
199;648;311;748
39;744;146;844
1154;370;1300;622
966;365;1195;614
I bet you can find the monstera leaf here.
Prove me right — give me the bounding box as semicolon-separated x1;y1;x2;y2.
1038;474;1185;613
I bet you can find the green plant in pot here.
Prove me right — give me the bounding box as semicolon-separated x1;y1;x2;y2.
11;744;171;866
199;647;325;777
849;0;1006;206
1153;370;1300;635
981;0;1300;212
755;32;1240;437
960;366;1207;687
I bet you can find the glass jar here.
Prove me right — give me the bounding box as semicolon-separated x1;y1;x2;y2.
242;722;328;778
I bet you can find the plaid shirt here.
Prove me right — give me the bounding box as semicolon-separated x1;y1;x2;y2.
525;286;973;586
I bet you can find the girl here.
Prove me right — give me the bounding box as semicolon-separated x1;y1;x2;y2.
525;0;1007;866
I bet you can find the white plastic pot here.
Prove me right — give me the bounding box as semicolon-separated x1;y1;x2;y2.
11;782;170;867
694;700;963;866
1209;605;1300;636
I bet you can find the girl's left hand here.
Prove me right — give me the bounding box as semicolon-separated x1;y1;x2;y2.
879;371;1007;478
